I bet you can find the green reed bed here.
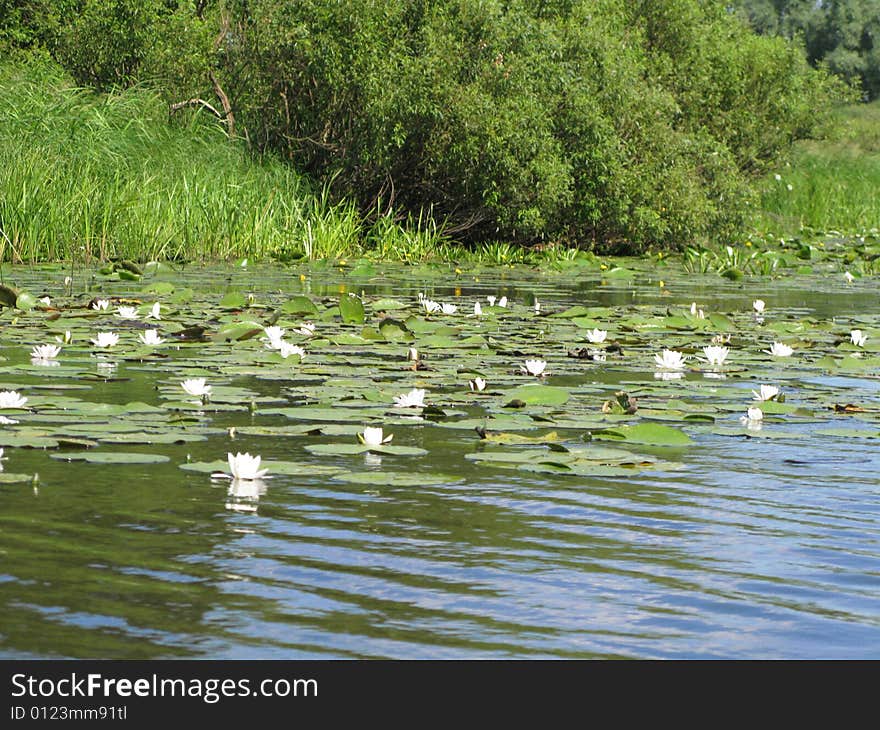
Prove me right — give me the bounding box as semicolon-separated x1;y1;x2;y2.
757;100;880;236
0;60;450;264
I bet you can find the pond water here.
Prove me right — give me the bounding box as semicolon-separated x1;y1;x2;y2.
0;258;878;658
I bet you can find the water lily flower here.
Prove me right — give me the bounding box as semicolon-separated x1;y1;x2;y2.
55;330;73;345
0;390;28;408
586;329;607;344
38;296;51;307
278;342;306;359
486;295;496;306
844;271;855;284
689;302;705;318
31;344;61;360
423;298;441;314
654;349;687;370
521;359;547;377
226;452;269;481
702;345;729;367
752;384;780;402
181;378;212;397
393;388;426;408
91;332;119;348
498;296;508;308
358;426;393;447
469;377;487;392
0;415;19;424
534;299;541;314
145;302;162;320
440;303;457;315
407;347;419;361
473;301;482;316
92;299;110;311
740;406;764;426
262;326;285;348
765;342;793;357
293;322;316;336
0;447;4;470
851;329;867;347
139;330;165;346
753;299;766;314
116;305;138;320
589;349;607;362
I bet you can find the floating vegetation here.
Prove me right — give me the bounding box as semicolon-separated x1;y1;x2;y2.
0;258;876;508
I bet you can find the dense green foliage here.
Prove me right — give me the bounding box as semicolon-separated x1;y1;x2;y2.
734;0;880;100
0;0;852;253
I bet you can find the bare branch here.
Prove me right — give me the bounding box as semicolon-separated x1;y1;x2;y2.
169;98;223;119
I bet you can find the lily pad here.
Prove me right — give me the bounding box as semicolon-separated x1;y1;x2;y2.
50;451;170;464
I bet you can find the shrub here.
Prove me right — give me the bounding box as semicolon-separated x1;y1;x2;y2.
3;0;852;252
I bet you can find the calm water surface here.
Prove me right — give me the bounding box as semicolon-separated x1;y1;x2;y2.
0;261;878;658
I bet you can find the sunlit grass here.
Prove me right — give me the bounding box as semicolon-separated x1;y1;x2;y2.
0;60;453;264
756;100;880;235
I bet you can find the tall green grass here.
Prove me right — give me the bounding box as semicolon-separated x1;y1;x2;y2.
756;100;880;235
0;60;450;263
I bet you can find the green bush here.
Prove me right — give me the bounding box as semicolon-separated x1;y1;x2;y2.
3;0;852;252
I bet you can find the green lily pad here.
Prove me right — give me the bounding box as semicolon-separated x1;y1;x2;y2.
504;384;570;406
331;471;461;486
591;423;693;446
339;294;365;324
50;451;170;464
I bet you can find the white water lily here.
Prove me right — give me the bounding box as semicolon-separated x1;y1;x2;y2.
0;415;18;424
753;299;766;314
116;305;138;320
31;344;61;360
654;349;687;370
92;299;110;311
55;330;73;345
91;332;119;348
293;322;316;336
520;359;547;376
358;426;393;447
440;302;457;315
702;345;729;367
262;326;286;348
689;302;705;318
766;342;793;357
740;406;764;427
844;271;855;284
498;296;508;308
393;388;426;408
278;342;306;359
226;452;269;481
586;329;607;344
181;378;212;397
38;296;51;307
423;298;441;314
0;390;28;408
145;302;162;320
534;299;540;314
469;377;487;392
752;384;780;402
473;301;482;316
139;330;165;346
486;295;496;306
851;329;867;347
407;347;420;361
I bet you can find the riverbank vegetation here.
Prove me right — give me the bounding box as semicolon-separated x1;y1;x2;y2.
0;1;874;263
